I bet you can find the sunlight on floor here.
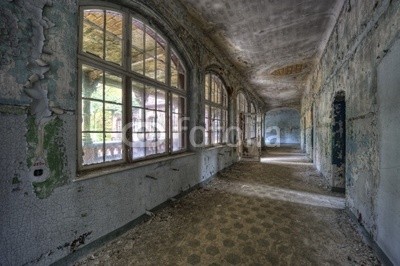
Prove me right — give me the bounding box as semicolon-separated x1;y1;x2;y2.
226;181;345;209
261;157;313;166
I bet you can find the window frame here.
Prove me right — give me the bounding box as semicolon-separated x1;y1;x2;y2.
204;72;229;146
236;91;249;140
77;4;188;173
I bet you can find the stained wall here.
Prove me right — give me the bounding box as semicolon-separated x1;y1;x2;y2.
301;0;400;263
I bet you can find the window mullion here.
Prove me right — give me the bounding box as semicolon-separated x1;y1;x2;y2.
143;25;146;80
102;70;106;163
166;44;171;86
166;92;171;153
125;76;132;163
125;12;131;71
125;13;132;162
102;10;106;61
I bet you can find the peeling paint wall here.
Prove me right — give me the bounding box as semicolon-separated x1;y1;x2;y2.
0;0;249;264
301;0;400;264
265;108;300;146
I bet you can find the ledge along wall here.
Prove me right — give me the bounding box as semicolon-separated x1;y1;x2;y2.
301;0;400;264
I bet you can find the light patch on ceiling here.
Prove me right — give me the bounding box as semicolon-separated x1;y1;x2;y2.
271;64;308;76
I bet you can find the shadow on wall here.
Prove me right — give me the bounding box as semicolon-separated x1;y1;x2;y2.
265;108;300;146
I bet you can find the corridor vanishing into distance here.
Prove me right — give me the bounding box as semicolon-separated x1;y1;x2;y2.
76;147;380;265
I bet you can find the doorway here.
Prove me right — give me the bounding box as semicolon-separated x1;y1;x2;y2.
331;91;346;193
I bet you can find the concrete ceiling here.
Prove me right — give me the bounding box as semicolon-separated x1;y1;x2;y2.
181;0;344;110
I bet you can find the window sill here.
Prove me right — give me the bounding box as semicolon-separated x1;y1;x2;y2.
205;144;229;151
75;152;196;182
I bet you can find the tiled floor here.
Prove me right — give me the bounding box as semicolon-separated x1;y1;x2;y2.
75;147;380;265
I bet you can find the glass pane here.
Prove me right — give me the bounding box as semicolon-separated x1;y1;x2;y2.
105;73;122;103
145;110;156;132
132;18;144;74
156;90;166;111
171;94;180;114
178;70;185;90
205;105;210;119
157;111;166;132
132;107;144;132
172;113;180;132
132;82;144;107
205;75;210;101
132;50;144;74
217;86;221;104
145;87;156;110
104;133;122;162
223;90;228;107
205;116;210;132
132;19;144;51
157;133;166;153
156;61;166;83
105;10;123;65
172;133;182;151
156;36;166;83
82;9;104;59
171;50;185;90
82;99;103;131
146;131;157;156
214;108;221;121
171;60;178;88
104;103;122;132
211;85;216;103
172;94;184;114
82;134;104;165
132;133;145;159
223;110;228;129
82;65;103;100
144;26;156;79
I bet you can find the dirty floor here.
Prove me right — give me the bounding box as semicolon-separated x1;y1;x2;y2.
75;147;380;265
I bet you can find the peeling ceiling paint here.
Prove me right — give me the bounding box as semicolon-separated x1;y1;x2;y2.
181;0;344;110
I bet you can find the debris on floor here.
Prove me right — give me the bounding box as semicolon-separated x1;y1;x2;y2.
75;148;380;265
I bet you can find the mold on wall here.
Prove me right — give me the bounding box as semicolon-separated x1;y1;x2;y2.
301;0;400;263
265;108;300;146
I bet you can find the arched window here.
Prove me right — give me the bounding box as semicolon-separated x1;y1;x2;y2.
250;102;257;138
237;92;249;140
250;103;256;114
78;5;187;170
237;92;248;114
204;73;228;145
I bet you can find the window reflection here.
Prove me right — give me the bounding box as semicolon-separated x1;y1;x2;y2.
83;9;123;65
80;7;187;168
204;73;228;145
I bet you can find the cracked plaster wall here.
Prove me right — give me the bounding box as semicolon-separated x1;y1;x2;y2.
301;0;400;263
0;0;247;264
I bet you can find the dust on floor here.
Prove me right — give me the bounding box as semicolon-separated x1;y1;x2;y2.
75;148;380;265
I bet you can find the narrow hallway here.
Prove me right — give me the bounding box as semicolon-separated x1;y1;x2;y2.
75;148;380;265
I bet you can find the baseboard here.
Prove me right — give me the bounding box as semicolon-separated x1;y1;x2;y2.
52;177;214;266
346;209;393;266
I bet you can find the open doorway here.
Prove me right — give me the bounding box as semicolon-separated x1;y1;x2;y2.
331;91;346;193
311;104;314;161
